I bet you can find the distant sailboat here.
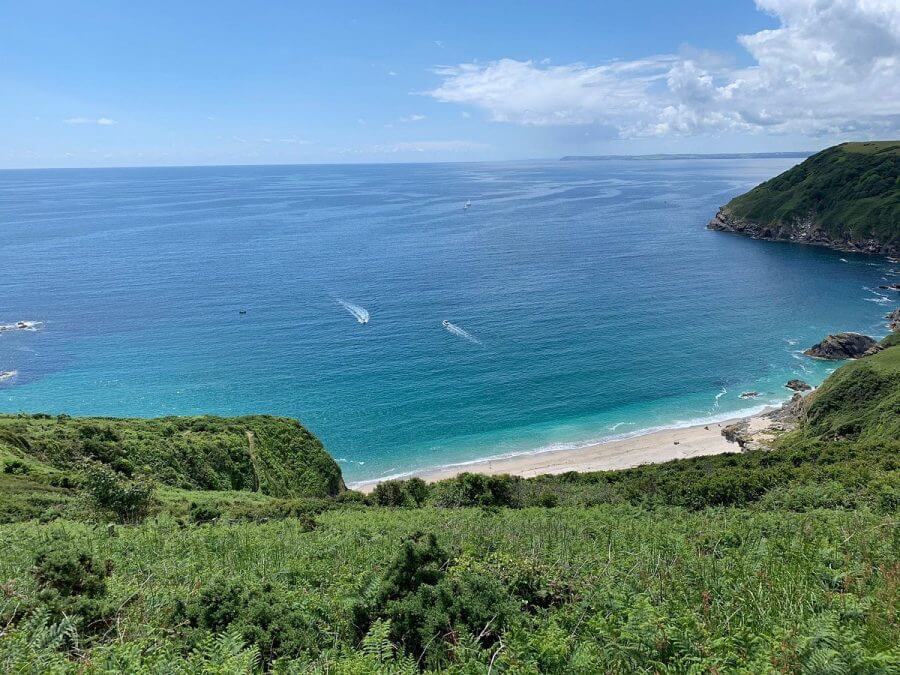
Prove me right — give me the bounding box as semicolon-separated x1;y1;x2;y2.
463;200;471;210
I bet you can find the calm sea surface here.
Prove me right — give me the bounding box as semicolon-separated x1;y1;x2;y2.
0;160;894;482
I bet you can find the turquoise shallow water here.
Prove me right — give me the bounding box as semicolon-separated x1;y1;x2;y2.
0;159;895;482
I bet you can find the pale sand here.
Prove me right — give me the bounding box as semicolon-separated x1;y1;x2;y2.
352;409;776;493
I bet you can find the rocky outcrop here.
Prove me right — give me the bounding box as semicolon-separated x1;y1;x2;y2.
785;379;811;392
722;393;807;452
803;332;877;360
707;209;899;256
887;308;900;332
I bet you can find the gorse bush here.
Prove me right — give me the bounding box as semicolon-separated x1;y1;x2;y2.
173;576;321;665
431;472;520;507
353;532;520;668
83;465;155;523
371;477;428;507
28;536;114;639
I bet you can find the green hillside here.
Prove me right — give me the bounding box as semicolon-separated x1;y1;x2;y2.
0;414;344;500
713;141;900;252
0;344;897;671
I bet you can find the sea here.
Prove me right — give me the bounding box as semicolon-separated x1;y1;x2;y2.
0;159;895;484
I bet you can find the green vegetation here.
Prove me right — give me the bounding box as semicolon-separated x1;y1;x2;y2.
0;344;897;671
722;141;899;248
0;414;344;499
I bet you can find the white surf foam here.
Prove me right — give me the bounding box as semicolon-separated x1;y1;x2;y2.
347;400;781;489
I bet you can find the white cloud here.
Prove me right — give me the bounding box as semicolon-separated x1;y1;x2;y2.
398;113;427;123
64;117;118;126
427;0;900;137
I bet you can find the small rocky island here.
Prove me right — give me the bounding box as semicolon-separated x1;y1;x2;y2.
803;332;877;360
785;379;811;391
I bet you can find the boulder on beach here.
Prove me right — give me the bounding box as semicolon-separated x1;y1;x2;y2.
803;332;877;360
785;379;812;392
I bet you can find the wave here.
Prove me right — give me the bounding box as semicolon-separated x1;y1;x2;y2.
347;400;782;489
713;387;727;408
863;286;892;304
607;421;635;431
336;299;369;324
442;320;480;344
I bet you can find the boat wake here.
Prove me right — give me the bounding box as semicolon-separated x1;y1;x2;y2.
442;320;480;344
336;299;369;324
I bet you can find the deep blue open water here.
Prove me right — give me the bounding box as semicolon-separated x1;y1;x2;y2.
0;159;894;483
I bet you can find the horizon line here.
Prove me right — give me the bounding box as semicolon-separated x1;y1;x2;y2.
0;150;816;173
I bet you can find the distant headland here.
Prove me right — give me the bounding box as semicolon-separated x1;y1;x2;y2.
560;151;812;161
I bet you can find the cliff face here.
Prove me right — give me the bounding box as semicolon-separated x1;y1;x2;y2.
707;208;899;256
707;140;899;256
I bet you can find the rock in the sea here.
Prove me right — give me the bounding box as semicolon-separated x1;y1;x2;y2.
887;308;900;332
803;332;877;360
739;391;759;399
785;379;812;391
879;283;900;291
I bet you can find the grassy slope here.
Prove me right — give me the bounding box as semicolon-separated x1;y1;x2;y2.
0;346;897;671
723;141;900;246
0;414;344;500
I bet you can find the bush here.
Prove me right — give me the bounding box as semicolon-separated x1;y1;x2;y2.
189;502;222;524
84;465;155;523
353;532;520;668
3;460;30;476
371;477;430;507
30;537;114;636
172;577;318;664
432;473;521;508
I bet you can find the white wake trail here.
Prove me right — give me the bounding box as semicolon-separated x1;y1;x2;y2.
336;299;369;324
442;320;480;344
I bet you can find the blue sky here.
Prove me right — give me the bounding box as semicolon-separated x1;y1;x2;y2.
2;0;898;168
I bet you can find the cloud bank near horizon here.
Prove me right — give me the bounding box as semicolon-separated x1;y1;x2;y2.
428;0;900;138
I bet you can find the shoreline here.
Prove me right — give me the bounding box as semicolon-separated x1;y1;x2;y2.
350;407;777;492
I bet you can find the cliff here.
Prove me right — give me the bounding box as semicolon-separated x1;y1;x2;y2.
708;141;900;255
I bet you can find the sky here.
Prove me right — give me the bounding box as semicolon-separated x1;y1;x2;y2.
2;0;899;168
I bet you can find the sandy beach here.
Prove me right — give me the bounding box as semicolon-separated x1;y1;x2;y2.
352;409;776;492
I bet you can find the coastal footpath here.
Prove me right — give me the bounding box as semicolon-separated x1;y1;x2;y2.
708;140;899;255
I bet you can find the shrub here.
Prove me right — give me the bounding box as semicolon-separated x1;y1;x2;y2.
3;460;29;475
371;478;430;507
84;464;155;523
30;537;114;635
189;502;222;524
172;577;318;664
353;532;520;667
432;473;521;508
